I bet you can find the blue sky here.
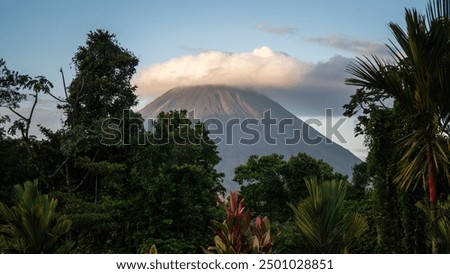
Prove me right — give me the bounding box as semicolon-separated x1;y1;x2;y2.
0;0;428;159
1;1;426;79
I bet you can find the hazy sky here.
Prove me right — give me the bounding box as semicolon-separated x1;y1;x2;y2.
0;0;428;159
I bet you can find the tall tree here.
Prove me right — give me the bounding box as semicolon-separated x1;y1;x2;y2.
346;0;450;253
62;30;138;128
45;30;142;253
132;110;225;253
51;29;141;196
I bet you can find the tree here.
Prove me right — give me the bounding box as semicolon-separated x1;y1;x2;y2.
0;59;54;203
62;29;138;128
0;58;53;140
132;110;225;253
345;84;429;253
350;162;371;199
49;29;139;190
233;154;288;221
53;29;141;194
346;0;450;253
38;30;144;253
234;153;346;223
289;178;368;253
0;180;72;253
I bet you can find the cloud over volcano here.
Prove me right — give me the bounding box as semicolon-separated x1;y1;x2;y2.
133;46;313;93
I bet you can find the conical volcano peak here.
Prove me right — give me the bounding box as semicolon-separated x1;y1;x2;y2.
140;85;288;119
140;85;361;190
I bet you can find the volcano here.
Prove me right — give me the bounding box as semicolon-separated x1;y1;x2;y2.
140;85;361;190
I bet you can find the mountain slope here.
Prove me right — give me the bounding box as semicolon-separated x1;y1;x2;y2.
140;85;361;190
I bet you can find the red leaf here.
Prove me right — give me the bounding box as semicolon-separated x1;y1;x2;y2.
255;216;262;229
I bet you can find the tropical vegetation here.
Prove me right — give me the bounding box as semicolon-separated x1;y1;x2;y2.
345;0;450;253
1;0;450;254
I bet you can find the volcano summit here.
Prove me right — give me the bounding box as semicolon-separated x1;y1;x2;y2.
140;85;361;190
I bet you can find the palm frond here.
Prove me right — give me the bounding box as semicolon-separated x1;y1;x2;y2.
0;180;72;253
290;178;368;253
347;0;450;194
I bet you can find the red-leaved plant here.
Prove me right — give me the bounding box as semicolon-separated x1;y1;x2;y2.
206;191;274;254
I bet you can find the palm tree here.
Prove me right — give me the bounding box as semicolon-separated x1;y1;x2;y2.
0;180;73;253
346;0;450;253
289;178;368;253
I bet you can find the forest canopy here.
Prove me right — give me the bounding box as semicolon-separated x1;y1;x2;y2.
2;0;450;254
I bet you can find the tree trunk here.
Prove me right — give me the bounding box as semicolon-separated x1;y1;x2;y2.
426;142;438;254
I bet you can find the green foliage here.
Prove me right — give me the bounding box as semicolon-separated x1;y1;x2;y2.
234;154;288;221
55;191;134;253
35;30;144;253
53;29;142;196
132;110;225;253
0;58;53;139
63;29;139;128
350;162;371;200
149;244;158;254
138;238;198;254
0;115;8;140
0;58;27;110
346;96;429;253
289;178;368;253
342;196;377;253
0;138;35;203
271;220;303;253
346;0;450;253
207;192;274;254
0;180;73;253
1;31;226;254
0;233;6;253
365;108;410;253
417;195;450;252
234;153;346;223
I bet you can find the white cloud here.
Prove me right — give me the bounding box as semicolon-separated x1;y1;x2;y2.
134;46;312;94
302;55;351;89
256;23;297;36
305;35;388;56
132;47;367;159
